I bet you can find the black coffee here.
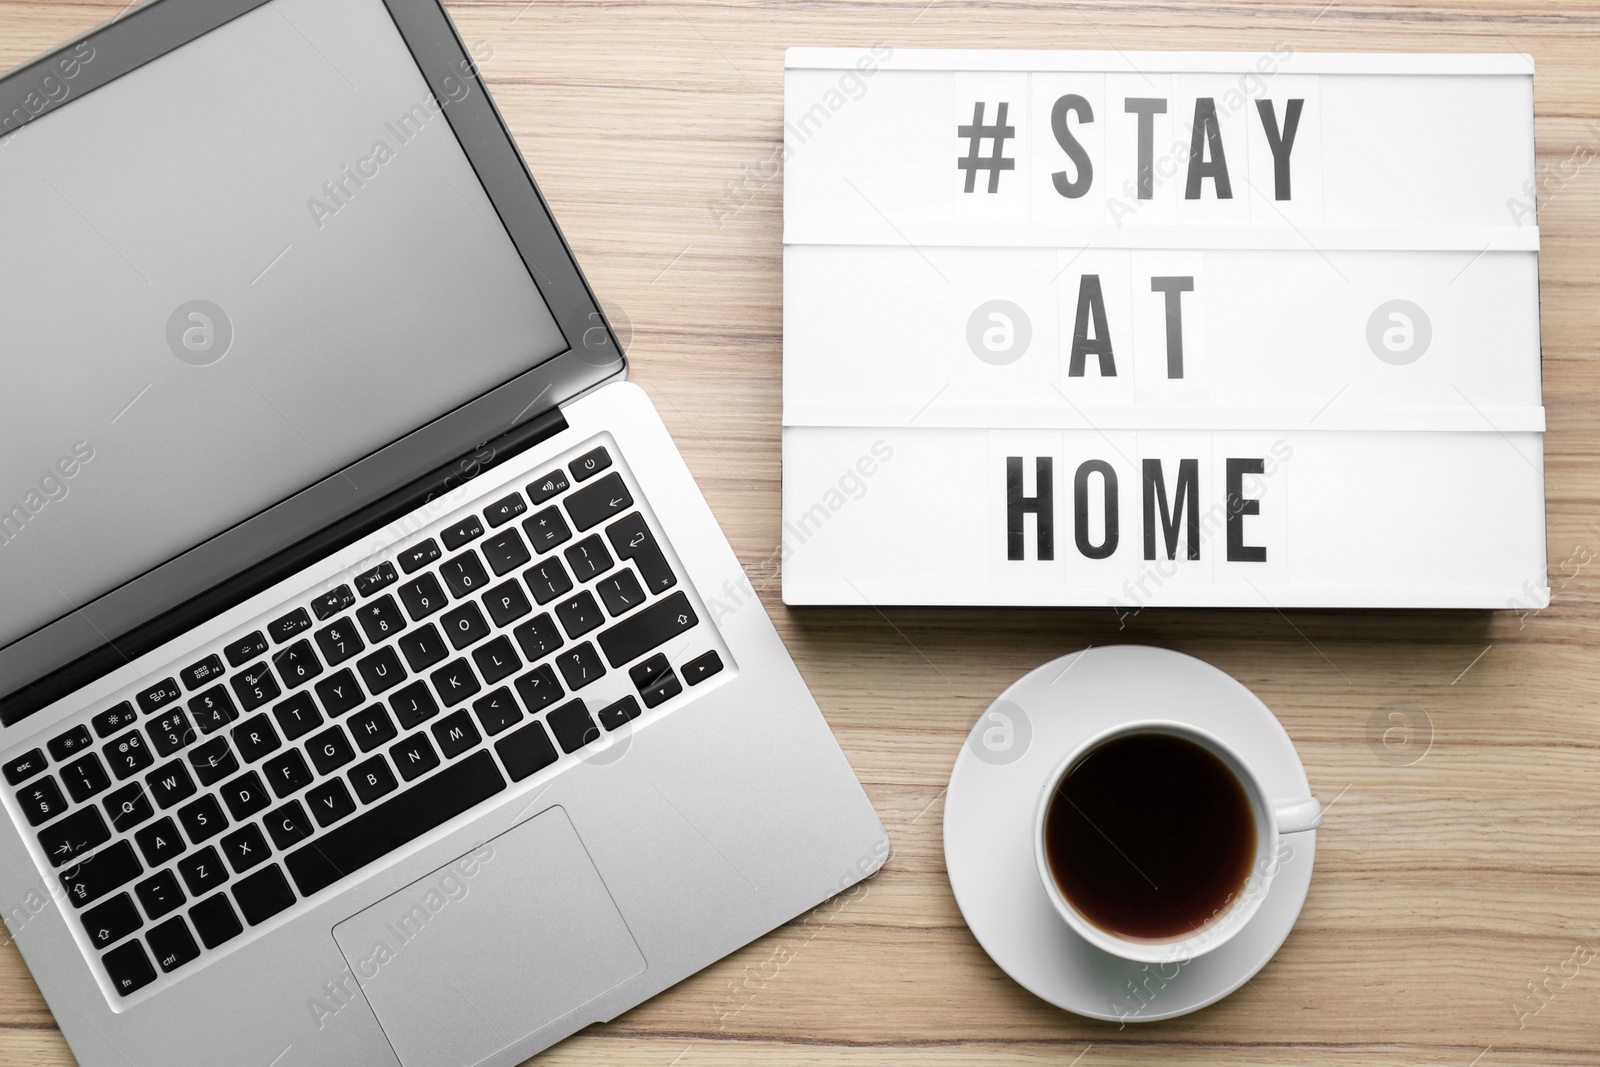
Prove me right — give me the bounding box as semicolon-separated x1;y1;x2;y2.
1044;732;1256;941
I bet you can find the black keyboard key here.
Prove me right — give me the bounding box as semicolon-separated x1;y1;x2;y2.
273;640;323;690
83;893;142;949
357;647;407;698
308;778;357;827
390;682;440;730
484;580;532;628
92;702;140;738
63;752;111;803
105;730;155;780
430;659;481;707
481;529;531;578
264;749;313;798
598;592;698;668
189;686;240;735
356;595;408;643
496;721;558;782
555;591;604;640
137;678;182;716
513;664;563;715
630;654;683;708
146;916;200;973
189;894;243;949
570;446;612;482
60;840;141;908
398;573;449;621
273;692;323;740
176;795;227;845
104;783;152;831
39;806;111;867
307;726;355;776
314;616;365;667
135;869;185;920
547;701;600;754
136;817;188;865
224;632;269;668
350;706;398;752
441;602;490;650
231;715;281;763
49;725;93;762
473;689;522;737
103;939;156;996
349;756;397;804
234;865;295;925
441;516;484;551
178;847;228;896
19;776;67;826
398;538;440;574
598;695;642;731
522;507;572;554
187;738;238;786
311;584;356;621
684;650;725;686
147;708;196;758
555;642;605;691
146;761;196;809
264;801;314;850
219;772;269;822
286;751;505;897
566;472;631;531
528;468;570;503
398;622;449;671
597;569;646;617
485;492;527;527
525;558;573;605
354;561;398;597
471;636;521;685
231;663;281;712
440;552;489;598
221;824;269;873
314;669;364;718
4;749;47;785
564;536;614;583
391;733;439;782
431;710;481;759
268;608;311;644
512;614;563;661
180;655;225;691
606;512;676;594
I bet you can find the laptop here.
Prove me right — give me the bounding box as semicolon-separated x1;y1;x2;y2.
0;2;888;1064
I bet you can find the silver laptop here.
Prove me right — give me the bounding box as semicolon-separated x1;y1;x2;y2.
0;2;887;1064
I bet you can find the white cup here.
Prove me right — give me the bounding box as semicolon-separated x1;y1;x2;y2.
1033;720;1321;964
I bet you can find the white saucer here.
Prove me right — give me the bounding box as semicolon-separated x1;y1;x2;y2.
943;645;1317;1023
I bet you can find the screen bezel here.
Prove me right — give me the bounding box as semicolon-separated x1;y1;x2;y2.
0;0;626;718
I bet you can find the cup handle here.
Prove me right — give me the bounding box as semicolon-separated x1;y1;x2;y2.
1272;797;1323;834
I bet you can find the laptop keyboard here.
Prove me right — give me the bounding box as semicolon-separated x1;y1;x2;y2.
2;438;729;1003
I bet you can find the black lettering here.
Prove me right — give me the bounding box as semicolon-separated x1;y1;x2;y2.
1069;275;1116;377
1074;460;1119;560
1255;99;1304;200
1142;458;1199;561
1185;98;1232;200
1050;94;1094;199
1149;277;1194;379
1006;457;1054;561
1226;458;1267;562
1124;98;1167;200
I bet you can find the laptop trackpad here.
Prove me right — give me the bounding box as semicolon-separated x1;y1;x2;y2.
332;806;646;1067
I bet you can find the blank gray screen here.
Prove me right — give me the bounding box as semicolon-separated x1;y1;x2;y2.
0;0;565;650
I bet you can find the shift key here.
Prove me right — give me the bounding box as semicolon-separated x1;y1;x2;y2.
597;592;697;669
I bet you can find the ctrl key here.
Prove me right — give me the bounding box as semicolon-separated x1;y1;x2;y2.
102;939;157;997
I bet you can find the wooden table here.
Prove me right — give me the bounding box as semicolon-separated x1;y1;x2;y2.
4;1;1599;1064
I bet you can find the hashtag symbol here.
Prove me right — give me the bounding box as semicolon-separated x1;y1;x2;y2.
957;101;1015;194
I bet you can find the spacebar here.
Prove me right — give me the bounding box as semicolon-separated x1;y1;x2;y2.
285;751;506;897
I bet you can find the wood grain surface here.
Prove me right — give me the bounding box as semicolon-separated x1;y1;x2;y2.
3;0;1599;1064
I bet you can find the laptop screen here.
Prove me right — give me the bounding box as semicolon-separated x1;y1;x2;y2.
0;0;567;654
